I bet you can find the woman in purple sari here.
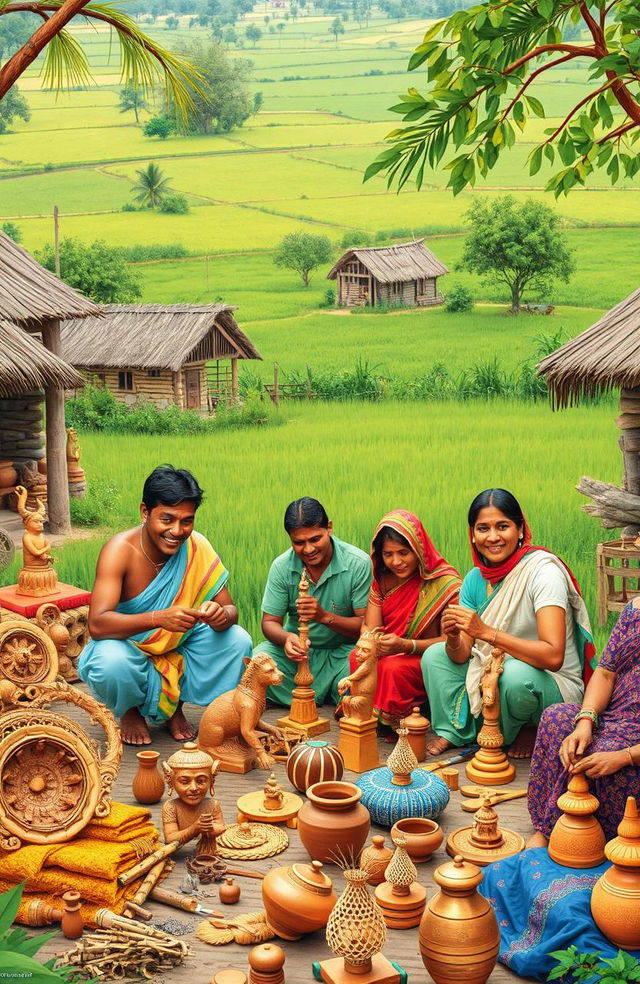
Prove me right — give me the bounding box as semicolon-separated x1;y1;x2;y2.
528;599;640;845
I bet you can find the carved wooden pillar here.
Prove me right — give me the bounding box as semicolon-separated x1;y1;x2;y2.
618;387;640;537
41;318;70;534
231;358;239;403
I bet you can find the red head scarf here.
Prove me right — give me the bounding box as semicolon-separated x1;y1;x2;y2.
372;509;460;583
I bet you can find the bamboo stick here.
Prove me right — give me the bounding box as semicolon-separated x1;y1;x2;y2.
123;859;167;918
117;841;179;887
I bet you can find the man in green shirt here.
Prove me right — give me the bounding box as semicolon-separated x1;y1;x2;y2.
254;497;371;707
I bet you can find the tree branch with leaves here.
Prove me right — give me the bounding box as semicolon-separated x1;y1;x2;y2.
365;0;640;197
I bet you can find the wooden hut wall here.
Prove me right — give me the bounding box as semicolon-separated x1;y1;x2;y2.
73;364;209;412
377;277;442;307
0;394;45;465
337;260;373;307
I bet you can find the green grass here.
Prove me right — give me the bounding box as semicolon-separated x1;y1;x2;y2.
0;168;132;216
40;400;622;650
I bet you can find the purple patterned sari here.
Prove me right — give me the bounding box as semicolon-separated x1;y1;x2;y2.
529;601;640;840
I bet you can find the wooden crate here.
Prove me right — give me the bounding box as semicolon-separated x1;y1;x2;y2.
596;539;640;625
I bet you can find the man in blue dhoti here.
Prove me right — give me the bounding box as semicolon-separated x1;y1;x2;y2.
79;465;251;745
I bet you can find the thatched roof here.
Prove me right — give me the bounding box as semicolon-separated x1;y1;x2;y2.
60;305;262;372
0;320;85;396
0;233;102;328
537;289;640;407
327;239;449;283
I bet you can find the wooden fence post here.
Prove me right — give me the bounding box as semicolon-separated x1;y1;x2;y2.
273;363;280;408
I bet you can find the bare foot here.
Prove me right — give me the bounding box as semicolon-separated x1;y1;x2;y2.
526;831;548;850
167;707;197;741
120;708;152;746
508;725;537;759
426;735;453;756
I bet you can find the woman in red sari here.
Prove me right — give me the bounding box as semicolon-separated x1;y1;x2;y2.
358;510;461;730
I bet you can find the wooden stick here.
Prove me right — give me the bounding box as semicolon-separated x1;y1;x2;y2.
123;901;153;921
150;886;223;917
460;789;528;812
224;865;264;880
123;859;167;918
418;746;479;773
118;842;179;887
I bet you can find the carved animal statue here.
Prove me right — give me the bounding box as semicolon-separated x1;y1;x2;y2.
66;428;81;464
337;627;381;723
198;653;285;773
480;648;505;724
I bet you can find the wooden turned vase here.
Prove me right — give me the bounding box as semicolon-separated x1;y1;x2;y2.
404;706;430;762
419;855;499;984
591;796;640;948
286;739;344;793
548;773;605;868
248;942;285;984
297;780;370;863
131;749;165;805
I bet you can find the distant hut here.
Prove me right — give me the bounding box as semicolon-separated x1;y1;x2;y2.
327;239;448;308
538;288;640;534
0;233;102;533
61;304;262;410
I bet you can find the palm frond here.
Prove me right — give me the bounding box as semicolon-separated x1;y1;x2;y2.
41;29;93;91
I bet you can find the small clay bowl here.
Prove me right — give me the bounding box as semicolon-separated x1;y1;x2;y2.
390;817;443;863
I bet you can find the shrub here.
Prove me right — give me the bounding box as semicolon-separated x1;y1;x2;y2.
444;284;474;313
1;221;22;242
71;480;121;527
340;231;373;248
143;115;175;139
159;193;190;214
121;203;138;212
119;243;189;261
319;287;336;308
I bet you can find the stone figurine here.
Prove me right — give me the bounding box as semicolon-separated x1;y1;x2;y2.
161;742;225;849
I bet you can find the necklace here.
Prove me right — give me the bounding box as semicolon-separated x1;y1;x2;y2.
139;526;167;574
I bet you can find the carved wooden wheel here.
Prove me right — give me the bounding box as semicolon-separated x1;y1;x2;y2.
0;681;122;850
0;528;14;571
0;621;59;686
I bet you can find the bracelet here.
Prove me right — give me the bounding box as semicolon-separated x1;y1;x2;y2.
150;610;158;629
409;639;417;655
573;708;599;729
490;627;498;646
627;747;635;767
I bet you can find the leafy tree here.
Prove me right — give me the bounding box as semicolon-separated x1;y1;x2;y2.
118;80;148;123
329;16;344;44
0;1;199;113
0;85;29;133
366;0;640;196
273;231;333;287
36;238;142;304
458;197;574;313
1;221;22;242
132;162;173;207
223;26;238;43
252;90;263;116
245;23;261;46
0;11;37;61
159;192;190;213
169;40;253;134
165;14;179;28
143;114;175;138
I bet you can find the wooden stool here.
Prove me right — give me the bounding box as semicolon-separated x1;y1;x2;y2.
596;540;640;625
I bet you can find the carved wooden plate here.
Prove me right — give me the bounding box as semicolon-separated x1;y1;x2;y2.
0;621;59;686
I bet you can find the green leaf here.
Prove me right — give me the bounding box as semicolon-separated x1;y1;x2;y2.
0;883;25;934
0;951;72;984
529;145;543;175
525;95;545;118
538;0;553;19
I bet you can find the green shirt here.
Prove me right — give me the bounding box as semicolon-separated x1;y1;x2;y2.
261;536;372;650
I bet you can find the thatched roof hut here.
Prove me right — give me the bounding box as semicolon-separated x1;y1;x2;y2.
0;232;101;329
0;321;85;396
537;289;640;408
328;239;448;308
61;304;262;411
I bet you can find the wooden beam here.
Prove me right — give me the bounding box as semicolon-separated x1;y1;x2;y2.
231;358;238;403
41;319;71;534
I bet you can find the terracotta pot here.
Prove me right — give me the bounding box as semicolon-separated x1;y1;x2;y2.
0;461;17;489
61;891;84;940
419;855;499;984
360;835;393;885
248;942;285;984
131;750;165;805
219;876;241;905
262;859;337;940
548;774;605;868
404;706;430;762
391;817;443;863
591;796;640;948
297;780;370;864
286;739;344;793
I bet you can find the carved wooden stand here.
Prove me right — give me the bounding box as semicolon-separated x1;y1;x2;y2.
446;798;524;866
465;649;515;787
338;716;379;773
277;572;329;738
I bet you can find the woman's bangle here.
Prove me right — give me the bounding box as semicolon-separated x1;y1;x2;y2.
149;610;158;629
408;639;417;655
627;747;636;767
490;627;498;647
573;708;599;729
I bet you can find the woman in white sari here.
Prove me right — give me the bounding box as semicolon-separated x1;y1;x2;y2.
421;489;593;758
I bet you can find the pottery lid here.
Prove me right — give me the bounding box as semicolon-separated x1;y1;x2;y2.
556;773;599;815
605;796;640;867
290;860;334;894
404;706;430;732
434;854;483;891
248;943;285;971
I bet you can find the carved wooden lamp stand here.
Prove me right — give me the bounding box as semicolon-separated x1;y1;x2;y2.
465;649;515;787
446;797;524;866
278;572;329;738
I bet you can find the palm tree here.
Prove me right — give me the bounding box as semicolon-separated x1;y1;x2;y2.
0;1;201;117
132;163;172;209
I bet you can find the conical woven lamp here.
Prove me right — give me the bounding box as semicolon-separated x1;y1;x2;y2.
374;835;426;929
548;773;605;868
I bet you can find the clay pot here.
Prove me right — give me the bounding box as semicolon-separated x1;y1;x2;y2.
248;942;285;984
391;817;444;863
61;891;84;940
219;876;241;905
591;796;640;948
262;859;337;940
419;855;499;984
404;706;430;762
548;773;605;868
360;835;393;885
0;461;17;489
131;750;165;805
286;739;344;793
297;781;370;864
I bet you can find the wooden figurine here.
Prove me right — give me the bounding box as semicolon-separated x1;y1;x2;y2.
337;628;381;773
374;835;426;929
66;427;86;496
35;602;73;680
15;485;59;598
465;649;515;787
277;571;329;738
161;742;225;850
199;653;287;774
236;771;302;828
446;797;525;866
264;773;284;810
